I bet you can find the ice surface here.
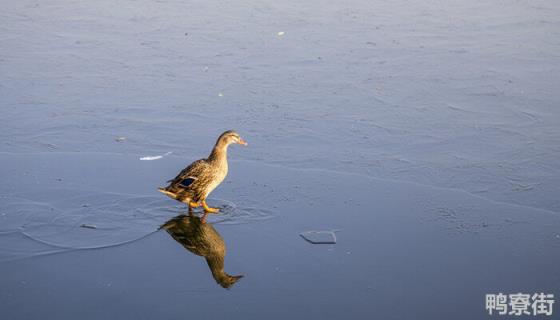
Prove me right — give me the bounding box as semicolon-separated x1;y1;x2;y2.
0;152;559;319
1;0;559;214
1;0;560;319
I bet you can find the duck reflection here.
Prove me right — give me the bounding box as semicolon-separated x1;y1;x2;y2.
161;213;243;289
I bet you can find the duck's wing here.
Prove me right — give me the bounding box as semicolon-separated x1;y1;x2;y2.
168;159;210;188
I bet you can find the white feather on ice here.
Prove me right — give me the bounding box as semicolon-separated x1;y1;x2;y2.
139;152;172;161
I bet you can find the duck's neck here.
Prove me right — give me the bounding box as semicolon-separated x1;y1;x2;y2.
207;140;229;165
206;255;227;281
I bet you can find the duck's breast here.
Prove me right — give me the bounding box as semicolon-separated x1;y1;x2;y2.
204;163;228;196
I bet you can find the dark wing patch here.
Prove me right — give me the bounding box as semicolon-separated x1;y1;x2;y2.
166;159;210;195
180;177;196;188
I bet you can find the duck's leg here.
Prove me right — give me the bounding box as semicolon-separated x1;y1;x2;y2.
188;201;200;210
202;199;220;213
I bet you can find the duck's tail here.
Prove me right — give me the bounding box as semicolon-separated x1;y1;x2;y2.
158;187;178;200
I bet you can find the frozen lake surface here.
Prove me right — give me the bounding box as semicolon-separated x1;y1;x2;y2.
1;153;559;319
1;0;559;319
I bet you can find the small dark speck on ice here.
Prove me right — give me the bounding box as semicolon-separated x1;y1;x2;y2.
80;224;97;229
300;231;337;244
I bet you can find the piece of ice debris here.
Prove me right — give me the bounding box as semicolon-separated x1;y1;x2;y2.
140;151;172;161
218;92;223;97
140;155;163;161
203;66;209;72
82;204;90;207
80;224;97;229
300;230;337;244
277;31;285;36
115;137;126;142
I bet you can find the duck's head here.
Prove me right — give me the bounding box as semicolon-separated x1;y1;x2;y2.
217;130;248;146
216;273;244;289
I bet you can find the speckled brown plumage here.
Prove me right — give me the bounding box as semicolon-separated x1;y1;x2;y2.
158;130;247;213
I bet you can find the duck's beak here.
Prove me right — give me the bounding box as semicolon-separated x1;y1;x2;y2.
238;138;248;146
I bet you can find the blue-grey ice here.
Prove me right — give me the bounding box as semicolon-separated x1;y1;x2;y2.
1;0;559;319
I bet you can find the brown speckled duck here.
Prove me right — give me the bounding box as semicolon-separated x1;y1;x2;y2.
158;130;247;213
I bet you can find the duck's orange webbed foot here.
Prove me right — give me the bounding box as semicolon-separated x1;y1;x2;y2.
202;200;220;214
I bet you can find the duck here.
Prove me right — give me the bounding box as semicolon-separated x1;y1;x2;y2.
158;130;247;213
161;214;244;289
